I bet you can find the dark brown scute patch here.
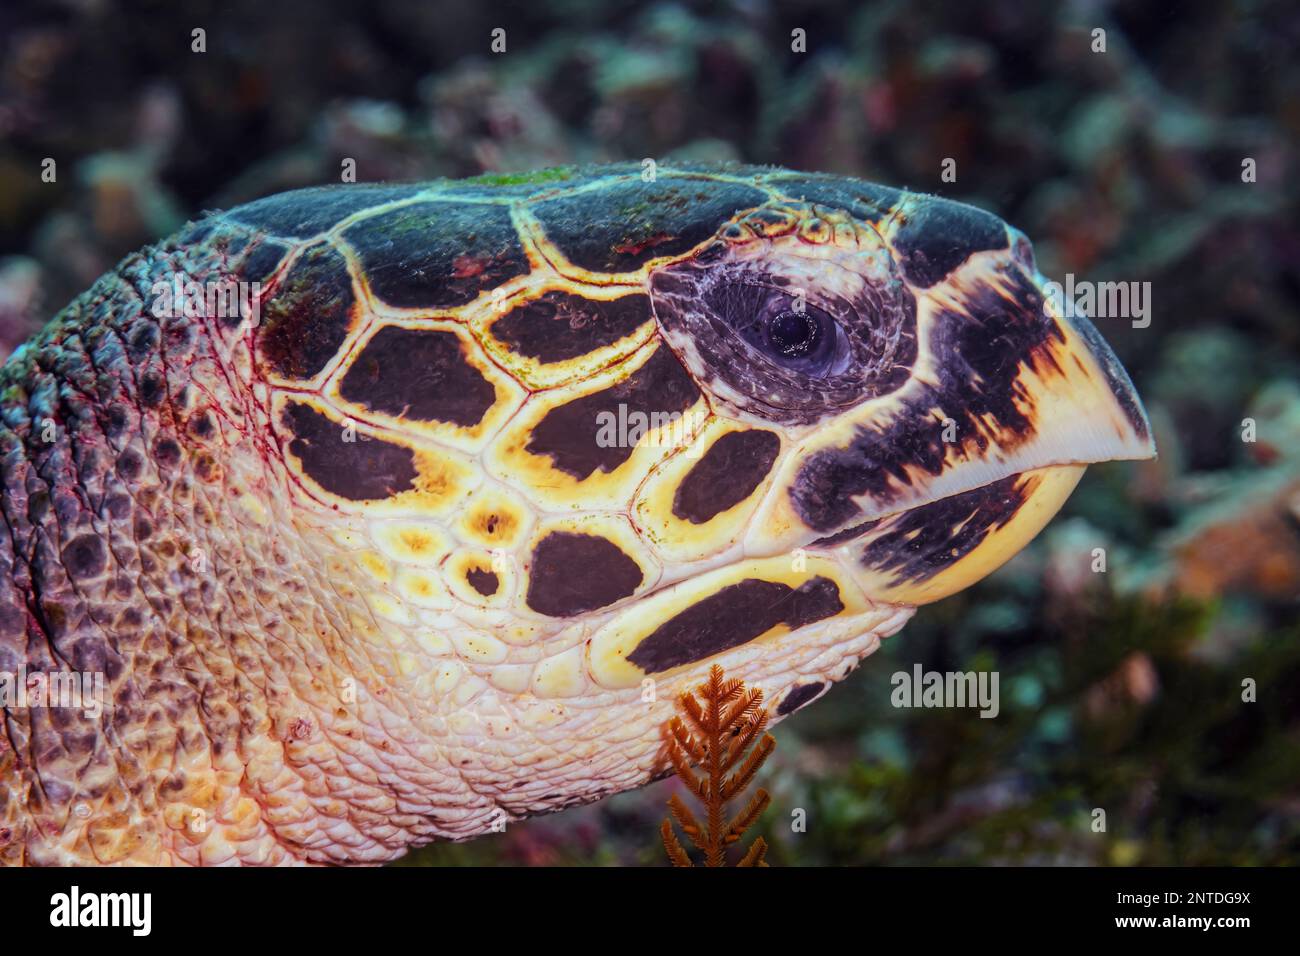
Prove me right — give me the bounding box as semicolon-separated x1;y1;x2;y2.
767;175;904;224
338;326;497;427
280;401;417;501
25;492;49;526
673;429;780;523
237;239;290;284
533;177;767;273
61;535;106;580
491;291;650;363
777;681;827;716
627;577;843;673
810;518;878;548
792;268;1062;532
343;201;528;309
105;404;131;438
525;532;643;617
891;195;1008;289
856;474;1031;585
226;184;422;239
526;346;700;480
257;245;356;380
466;567;499;596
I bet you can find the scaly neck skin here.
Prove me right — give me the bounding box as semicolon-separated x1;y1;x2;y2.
0;226;442;865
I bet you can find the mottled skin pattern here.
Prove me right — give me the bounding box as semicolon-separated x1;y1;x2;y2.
0;164;1153;865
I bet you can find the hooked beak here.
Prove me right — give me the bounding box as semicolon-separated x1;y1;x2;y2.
749;241;1156;605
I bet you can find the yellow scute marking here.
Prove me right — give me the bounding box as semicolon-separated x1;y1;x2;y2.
401;529;437;553
483;342;709;512
370;519;453;564
235;493;271;527
409;451;472;506
366;592;411;626
452;631;509;665
632;419;781;564
452;485;532;548
394;567;452;609
433;661;463;694
358;550;391;582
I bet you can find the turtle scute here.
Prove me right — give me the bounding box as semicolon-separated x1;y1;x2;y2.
529;176;769;273
226;183;426;239
257;244;357;381
343;202;529;309
488;290;651;365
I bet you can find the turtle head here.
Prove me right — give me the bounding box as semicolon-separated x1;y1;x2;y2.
251;172;1154;707
648;187;1155;607
238;171;1156;837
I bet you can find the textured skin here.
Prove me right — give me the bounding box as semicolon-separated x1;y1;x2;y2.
0;164;1152;865
0;224;312;864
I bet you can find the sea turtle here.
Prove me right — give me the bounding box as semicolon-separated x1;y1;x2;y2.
0;162;1153;865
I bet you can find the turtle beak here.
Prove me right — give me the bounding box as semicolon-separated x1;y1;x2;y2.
828;462;1089;605
845;257;1157;604
747;233;1156;604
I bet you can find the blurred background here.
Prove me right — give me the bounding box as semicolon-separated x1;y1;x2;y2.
1;0;1296;865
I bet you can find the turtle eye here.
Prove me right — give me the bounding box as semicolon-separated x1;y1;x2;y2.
767;309;818;356
730;287;843;375
649;256;918;426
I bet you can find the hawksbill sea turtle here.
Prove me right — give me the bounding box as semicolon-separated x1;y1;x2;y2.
0;162;1154;865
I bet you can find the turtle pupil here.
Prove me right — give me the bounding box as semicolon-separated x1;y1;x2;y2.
768;310;817;357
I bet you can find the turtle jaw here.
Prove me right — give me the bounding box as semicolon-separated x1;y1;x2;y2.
821;463;1088;606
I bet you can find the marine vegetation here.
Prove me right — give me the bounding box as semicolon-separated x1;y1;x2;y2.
661;665;775;867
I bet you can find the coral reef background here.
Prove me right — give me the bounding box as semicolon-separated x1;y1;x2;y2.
1;0;1296;865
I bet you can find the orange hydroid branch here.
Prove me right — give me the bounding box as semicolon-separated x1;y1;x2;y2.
661;664;775;867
